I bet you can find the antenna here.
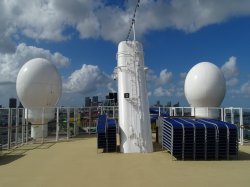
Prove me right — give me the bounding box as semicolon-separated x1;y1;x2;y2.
126;0;140;41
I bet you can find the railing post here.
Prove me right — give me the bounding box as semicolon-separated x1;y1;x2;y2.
56;107;59;141
89;107;91;134
41;107;45;143
22;108;25;145
230;107;234;124
15;108;19;146
74;108;78;136
7;108;11;149
221;108;224;121
223;108;227;122
67;107;70;140
239;108;244;145
26;109;29;144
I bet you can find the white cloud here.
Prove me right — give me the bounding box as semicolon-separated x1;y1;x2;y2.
1;0;250;50
63;64;113;94
154;87;172;97
158;69;173;85
146;69;158;82
147;68;184;98
221;56;239;87
147;68;173;86
240;81;250;97
221;56;239;79
226;77;239;87
0;43;70;84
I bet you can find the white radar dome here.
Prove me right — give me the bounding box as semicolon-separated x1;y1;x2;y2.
184;62;226;107
16;58;62;108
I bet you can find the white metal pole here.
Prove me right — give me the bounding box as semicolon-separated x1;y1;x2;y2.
221;108;223;121
26;109;29;144
7;108;11;149
230;107;234;124
76;108;79;135
223;108;226;122
42;107;45;143
15;108;19;146
239;108;244;145
56;107;59;141
67;108;70;140
74;108;77;136
89;107;91;134
132;22;136;41
22;108;25;145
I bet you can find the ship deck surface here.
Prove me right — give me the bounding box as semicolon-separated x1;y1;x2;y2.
1;134;250;187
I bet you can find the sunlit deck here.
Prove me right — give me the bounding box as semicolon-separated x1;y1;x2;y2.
1;134;250;187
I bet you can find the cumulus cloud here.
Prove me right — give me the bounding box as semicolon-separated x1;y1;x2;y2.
63;64;113;94
154;87;173;97
240;81;250;96
1;0;250;49
158;69;173;85
0;43;69;84
221;56;239;87
147;68;173;86
221;56;239;79
147;68;184;98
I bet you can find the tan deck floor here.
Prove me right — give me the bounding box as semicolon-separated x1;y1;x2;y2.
1;135;250;187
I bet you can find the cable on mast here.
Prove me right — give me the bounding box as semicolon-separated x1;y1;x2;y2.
126;0;140;41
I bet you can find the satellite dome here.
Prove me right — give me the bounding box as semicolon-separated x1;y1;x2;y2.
184;62;226;107
16;58;62;108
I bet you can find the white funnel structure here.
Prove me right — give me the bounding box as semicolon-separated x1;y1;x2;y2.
184;62;226;118
16;58;62;139
116;41;153;153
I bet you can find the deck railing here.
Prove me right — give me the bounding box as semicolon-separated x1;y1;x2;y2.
1;106;250;151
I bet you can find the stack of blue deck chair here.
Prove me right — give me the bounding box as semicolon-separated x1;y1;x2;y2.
161;118;238;160
106;119;117;152
97;115;117;152
97;115;106;150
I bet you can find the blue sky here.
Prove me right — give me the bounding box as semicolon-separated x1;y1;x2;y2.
0;0;250;107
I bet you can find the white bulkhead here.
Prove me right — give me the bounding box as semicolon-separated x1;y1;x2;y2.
117;41;153;153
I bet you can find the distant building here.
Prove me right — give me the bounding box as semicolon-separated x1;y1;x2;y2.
166;101;171;107
173;102;180;107
18;102;24;108
85;97;91;107
9;98;17;108
106;92;118;106
154;100;162;107
92;96;99;106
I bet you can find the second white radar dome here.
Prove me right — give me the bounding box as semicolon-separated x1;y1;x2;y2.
184;62;226;107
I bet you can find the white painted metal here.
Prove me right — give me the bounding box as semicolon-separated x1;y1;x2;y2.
185;62;226;118
239;108;244;145
16;58;62;138
117;41;153;153
56;107;59;141
192;107;221;119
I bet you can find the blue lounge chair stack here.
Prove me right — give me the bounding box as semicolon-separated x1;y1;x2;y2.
97;115;107;150
106;119;117;152
97;115;117;152
161;117;238;160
